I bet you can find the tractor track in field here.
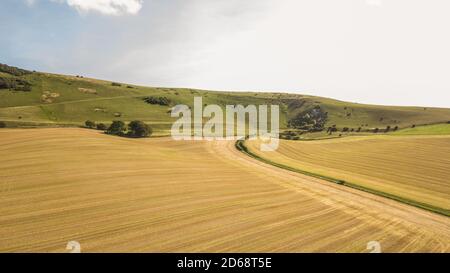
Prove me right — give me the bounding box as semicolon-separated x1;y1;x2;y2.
0;129;449;252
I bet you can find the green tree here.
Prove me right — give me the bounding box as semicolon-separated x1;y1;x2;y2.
128;120;152;138
107;121;126;135
96;123;107;131
85;120;96;128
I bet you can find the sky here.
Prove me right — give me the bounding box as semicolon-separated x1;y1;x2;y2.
1;0;450;107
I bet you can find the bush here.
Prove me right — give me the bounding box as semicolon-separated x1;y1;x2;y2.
128;120;152;138
373;128;379;133
412;124;416;128
327;125;338;135
0;63;31;76
0;76;32;91
385;125;391;133
0;121;6;128
288;106;328;132
143;96;171;106
85;120;96;128
111;82;122;87
0;77;13;89
96;123;107;131
107;121;126;135
393;126;399;131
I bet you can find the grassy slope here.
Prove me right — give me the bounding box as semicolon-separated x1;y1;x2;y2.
1;72;449;133
393;123;450;135
1;128;449;252
244;136;450;214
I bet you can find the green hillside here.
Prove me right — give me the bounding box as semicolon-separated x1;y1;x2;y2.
1;64;450;134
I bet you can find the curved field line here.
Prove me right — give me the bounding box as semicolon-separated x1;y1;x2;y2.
1;128;449;252
235;140;449;217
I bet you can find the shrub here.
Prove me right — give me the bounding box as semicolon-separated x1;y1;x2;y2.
143;96;171;106
0;121;6;128
96;123;107;131
107;121;126;135
412;124;416;128
288;106;328;132
374;128;379;133
111;82;122;87
327;126;338;135
0;77;13;89
342;127;349;133
0;77;32;91
128;120;152;138
85;120;96;129
385;125;391;133
0;63;31;76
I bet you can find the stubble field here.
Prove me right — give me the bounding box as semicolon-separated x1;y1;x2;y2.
0;128;449;252
245;136;450;213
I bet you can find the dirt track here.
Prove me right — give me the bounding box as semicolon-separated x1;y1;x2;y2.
0;128;449;252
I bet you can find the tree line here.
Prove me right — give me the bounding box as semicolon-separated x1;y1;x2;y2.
85;120;152;138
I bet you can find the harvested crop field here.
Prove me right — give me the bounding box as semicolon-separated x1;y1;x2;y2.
0;128;449;252
245;136;450;213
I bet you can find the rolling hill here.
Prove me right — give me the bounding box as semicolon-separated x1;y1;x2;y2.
1;64;450;252
1;64;450;135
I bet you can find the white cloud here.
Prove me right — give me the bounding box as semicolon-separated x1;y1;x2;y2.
27;0;143;15
65;0;143;15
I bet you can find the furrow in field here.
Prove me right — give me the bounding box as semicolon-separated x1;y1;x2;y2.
0;129;449;252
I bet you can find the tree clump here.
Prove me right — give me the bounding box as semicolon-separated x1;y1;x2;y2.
85;120;96;129
96;123;107;131
288;106;328;132
143;96;171;106
127;120;152;138
0;77;32;91
105;120;152;138
0;63;32;76
107;121;126;135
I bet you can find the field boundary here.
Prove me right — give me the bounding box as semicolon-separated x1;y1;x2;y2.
235;140;450;217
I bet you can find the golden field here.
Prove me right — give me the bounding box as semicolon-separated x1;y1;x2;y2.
246;136;450;212
0;128;449;252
